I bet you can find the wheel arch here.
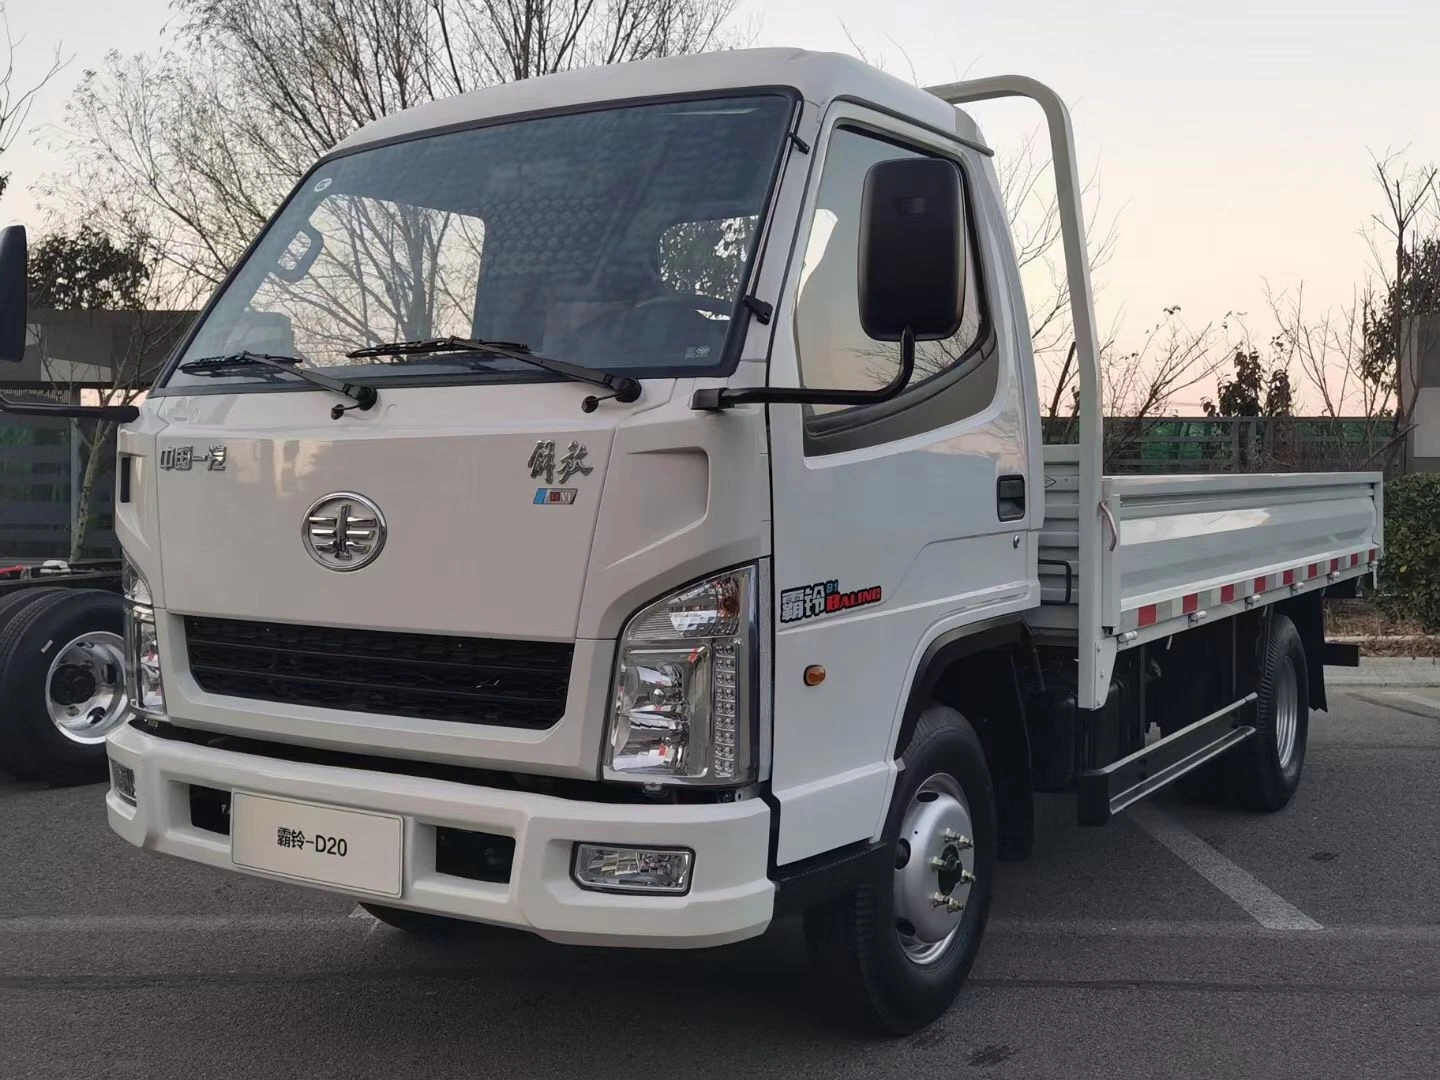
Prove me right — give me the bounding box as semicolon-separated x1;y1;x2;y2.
892;620;1035;860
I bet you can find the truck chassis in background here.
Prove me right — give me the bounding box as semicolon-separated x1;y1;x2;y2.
0;562;127;785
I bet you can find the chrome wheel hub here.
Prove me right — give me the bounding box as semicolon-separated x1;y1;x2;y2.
45;631;127;745
893;772;975;966
1274;654;1299;768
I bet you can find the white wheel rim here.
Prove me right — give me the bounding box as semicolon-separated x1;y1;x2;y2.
893;772;976;966
45;631;128;745
1274;655;1299;768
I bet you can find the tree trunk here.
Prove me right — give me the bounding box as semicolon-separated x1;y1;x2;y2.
69;420;114;564
1388;204;1408;473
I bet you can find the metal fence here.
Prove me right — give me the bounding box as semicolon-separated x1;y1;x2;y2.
1043;416;1399;475
0;415;117;560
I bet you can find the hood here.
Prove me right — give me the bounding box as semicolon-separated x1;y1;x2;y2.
149;381;641;641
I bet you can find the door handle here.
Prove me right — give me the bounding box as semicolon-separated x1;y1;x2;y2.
997;474;1026;521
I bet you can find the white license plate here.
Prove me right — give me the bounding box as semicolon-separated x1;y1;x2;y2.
231;792;403;897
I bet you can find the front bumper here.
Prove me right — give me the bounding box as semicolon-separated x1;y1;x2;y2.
106;724;774;948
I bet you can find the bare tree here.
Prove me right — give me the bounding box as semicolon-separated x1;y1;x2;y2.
0;2;64;199
1043;306;1239;464
1266;281;1388;421
1362;151;1440;469
46;0;743;284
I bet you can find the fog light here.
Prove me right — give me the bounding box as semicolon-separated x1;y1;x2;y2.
110;759;137;806
572;843;693;895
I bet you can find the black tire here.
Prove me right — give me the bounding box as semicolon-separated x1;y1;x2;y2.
1229;613;1309;811
0;588;63;780
803;705;997;1034
360;903;517;938
0;587;59;629
0;589;126;786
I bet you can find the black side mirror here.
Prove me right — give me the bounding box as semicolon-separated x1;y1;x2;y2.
857;157;966;343
0;224;27;363
690;156;967;412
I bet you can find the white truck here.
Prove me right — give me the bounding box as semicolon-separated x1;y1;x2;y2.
0;49;1381;1032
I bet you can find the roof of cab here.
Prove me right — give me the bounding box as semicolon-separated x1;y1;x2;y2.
330;48;985;155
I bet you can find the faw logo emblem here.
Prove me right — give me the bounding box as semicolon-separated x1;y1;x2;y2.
302;492;387;572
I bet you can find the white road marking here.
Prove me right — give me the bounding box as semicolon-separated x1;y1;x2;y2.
347;905;374;920
1128;802;1323;931
985;918;1440;940
1383;691;1440;714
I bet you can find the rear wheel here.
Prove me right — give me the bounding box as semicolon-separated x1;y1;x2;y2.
0;589;127;786
1229;613;1309;811
804;705;996;1034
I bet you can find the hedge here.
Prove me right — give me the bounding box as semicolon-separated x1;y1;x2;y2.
1373;472;1440;633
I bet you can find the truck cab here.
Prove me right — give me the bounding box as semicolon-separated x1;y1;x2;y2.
0;48;1381;1034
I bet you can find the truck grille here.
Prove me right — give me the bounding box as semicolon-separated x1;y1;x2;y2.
183;616;572;729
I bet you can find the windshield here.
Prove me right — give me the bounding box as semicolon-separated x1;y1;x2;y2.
163;94;793;391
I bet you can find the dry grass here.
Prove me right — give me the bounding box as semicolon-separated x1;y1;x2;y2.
1325;601;1440;656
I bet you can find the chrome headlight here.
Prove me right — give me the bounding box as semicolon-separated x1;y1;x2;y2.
122;557;165;718
604;566;759;786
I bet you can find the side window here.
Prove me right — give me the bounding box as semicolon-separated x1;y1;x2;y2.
794;127;990;423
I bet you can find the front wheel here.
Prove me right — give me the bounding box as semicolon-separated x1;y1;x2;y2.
804;705;997;1034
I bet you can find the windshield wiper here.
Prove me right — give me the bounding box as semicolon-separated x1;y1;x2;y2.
346;337;641;412
180;351;377;419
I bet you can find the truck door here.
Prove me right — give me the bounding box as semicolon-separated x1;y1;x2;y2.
766;107;1039;865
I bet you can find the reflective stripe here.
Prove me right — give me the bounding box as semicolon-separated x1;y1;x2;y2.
1119;548;1374;633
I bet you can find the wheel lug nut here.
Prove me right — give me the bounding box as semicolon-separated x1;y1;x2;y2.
929;891;965;914
959;869;975;886
942;829;973;849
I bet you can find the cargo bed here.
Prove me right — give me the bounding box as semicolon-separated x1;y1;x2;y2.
1030;444;1382;646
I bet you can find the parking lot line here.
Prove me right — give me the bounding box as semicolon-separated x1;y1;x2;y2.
985;918;1440;941
1127;803;1323;931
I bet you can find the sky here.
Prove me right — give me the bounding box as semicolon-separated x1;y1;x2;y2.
3;0;1438;410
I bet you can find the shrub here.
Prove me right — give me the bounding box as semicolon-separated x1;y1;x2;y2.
1373;472;1440;632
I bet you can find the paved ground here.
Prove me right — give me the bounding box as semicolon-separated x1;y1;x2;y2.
3;688;1438;1079
1328;656;1440;686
